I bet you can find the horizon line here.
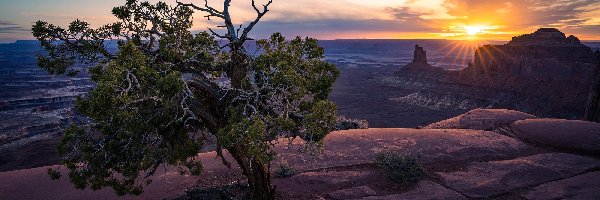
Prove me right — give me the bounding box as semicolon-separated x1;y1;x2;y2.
4;38;600;45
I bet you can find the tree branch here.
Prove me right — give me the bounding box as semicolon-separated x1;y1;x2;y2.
176;0;224;19
240;0;273;42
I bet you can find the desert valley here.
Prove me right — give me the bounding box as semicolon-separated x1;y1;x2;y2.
1;0;600;199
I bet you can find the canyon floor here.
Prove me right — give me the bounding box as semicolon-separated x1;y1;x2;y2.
1;109;599;199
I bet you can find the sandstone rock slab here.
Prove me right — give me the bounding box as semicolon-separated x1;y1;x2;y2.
276;128;535;172
359;181;466;200
328;186;376;200
424;109;536;130
523;171;600;200
511;119;600;152
437;153;600;198
292;170;375;186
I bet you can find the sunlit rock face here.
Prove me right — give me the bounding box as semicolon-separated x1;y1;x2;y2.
465;28;598;81
508;28;585;47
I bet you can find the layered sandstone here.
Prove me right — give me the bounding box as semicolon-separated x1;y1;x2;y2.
393;28;599;119
464;28;597;81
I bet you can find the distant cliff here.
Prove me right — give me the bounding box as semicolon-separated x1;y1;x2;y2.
463;28;598;81
394;28;600;119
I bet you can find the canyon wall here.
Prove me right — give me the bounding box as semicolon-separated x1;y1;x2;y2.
396;28;600;119
464;28;598;82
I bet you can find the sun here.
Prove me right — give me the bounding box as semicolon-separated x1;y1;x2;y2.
465;26;483;36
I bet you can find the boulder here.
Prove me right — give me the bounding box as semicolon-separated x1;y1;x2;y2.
523;171;600;200
511;119;600;152
437;153;600;198
424;109;537;130
359;181;467;200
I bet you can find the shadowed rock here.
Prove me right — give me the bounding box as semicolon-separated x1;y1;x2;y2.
523;171;600;200
511;119;600;153
437;153;600;198
359;181;467;200
400;45;434;71
327;186;376;199
413;45;427;64
584;51;600;122
508;28;586;47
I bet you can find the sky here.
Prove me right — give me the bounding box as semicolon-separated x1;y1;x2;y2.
1;0;600;43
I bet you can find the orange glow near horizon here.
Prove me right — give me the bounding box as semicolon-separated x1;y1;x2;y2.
437;40;490;67
2;0;600;43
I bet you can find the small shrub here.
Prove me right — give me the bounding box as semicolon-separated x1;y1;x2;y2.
274;161;296;178
335;116;369;130
375;150;427;184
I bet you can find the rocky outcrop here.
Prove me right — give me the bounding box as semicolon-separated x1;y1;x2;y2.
511;119;600;153
424;109;537;130
437;153;600;198
413;45;428;64
508;28;586;47
524;171;600;200
400;45;434;71
584;54;600;122
2;109;600;200
463;28;597;81
360;181;467;200
391;28;598;119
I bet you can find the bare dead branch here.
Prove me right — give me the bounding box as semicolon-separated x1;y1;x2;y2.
208;28;230;39
176;0;224;19
240;0;273;42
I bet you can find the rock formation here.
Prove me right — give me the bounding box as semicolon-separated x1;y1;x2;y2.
584;53;600;122
393;28;599;119
456;28;599;118
464;28;597;81
2;109;600;200
0;41;94;171
401;44;434;71
508;28;586;47
413;44;428;63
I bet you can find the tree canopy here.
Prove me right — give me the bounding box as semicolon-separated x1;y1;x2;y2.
34;0;339;199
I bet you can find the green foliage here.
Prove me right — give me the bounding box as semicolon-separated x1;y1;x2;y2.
56;43;200;195
335;116;369;131
33;0;339;198
48;168;61;180
274;161;296;178
375;150;427;184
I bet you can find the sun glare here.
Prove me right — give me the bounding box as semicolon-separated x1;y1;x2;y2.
465;26;482;36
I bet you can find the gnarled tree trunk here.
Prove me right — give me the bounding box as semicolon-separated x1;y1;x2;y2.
228;147;275;200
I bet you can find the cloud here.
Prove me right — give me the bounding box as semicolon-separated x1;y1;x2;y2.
3;0;600;41
201;18;441;39
0;20;28;33
382;0;600;39
387;7;430;22
0;20;20;26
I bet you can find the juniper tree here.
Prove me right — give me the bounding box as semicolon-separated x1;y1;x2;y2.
33;0;339;199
